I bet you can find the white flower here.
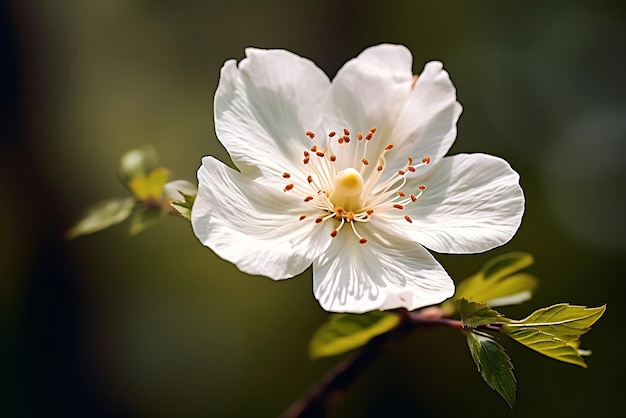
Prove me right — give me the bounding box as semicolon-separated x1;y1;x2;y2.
192;44;525;313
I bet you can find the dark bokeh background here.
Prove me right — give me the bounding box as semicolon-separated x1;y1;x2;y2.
2;1;624;417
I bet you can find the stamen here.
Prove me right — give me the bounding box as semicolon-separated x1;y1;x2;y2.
282;172;291;178
293;125;426;245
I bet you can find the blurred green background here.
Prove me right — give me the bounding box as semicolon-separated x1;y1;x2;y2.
2;1;624;417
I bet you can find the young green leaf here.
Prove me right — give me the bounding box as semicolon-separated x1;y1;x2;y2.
442;252;537;315
66;197;135;239
465;330;516;409
502;304;606;367
458;299;510;328
504;304;606;342
169;193;196;221
164;180;197;221
502;327;587;367
309;311;400;359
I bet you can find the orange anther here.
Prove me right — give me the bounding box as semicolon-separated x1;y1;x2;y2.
404;215;413;223
393;204;404;210
283;184;294;192
282;172;291;178
359;238;368;244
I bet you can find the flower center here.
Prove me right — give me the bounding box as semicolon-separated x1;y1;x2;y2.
329;168;363;212
282;128;430;244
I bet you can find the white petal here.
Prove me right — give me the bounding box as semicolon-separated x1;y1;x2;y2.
403;153;525;253
386;61;462;172
191;157;333;279
312;223;454;313
322;44;414;155
214;48;330;182
163;180;197;201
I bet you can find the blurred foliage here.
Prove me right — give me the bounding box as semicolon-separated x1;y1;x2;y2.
66;146;195;238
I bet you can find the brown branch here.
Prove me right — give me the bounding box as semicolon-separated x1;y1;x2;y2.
279;308;466;418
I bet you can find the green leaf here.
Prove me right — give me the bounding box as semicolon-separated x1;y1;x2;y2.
118;146;159;184
66;197;135;239
169;192;196;221
309;311;400;359
442;252;537;315
503;327;587;367
502;304;606;367
164;181;198;221
504;304;606;342
129;207;168;235
458;299;510;328
128;167;170;201
466;330;516;409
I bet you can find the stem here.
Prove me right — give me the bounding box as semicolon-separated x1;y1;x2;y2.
280;308;468;418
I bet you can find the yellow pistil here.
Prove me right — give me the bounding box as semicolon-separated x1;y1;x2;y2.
328;168;363;212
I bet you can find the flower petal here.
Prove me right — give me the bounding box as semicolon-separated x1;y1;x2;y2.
312;223;454;313
386;61;462;172
322;44;414;148
191;157;333;279
402;153;525;253
214;48;330;182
